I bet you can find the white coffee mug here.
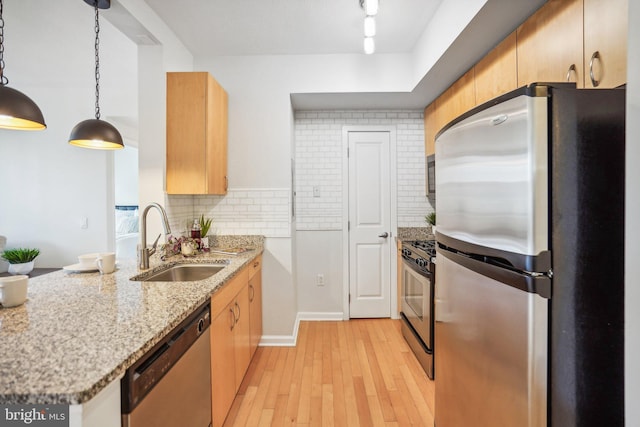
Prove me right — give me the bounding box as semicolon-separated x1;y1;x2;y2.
0;275;28;307
96;252;116;274
78;253;99;269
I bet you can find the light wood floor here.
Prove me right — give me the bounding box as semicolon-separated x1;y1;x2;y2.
223;319;435;427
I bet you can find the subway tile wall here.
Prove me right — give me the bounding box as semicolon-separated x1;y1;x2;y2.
294;110;434;231
165;189;291;238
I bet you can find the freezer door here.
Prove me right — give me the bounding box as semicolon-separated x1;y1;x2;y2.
435;93;549;256
435;249;548;427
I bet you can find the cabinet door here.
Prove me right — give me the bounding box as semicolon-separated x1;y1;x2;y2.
206;74;229;193
517;0;584;88
249;268;262;357
233;285;251;391
474;31;517;105
424;102;437;156
435;68;476;135
211;301;237;427
583;0;628;88
167;72;208;194
166;72;228;195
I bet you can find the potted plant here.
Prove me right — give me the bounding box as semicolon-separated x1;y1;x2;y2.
199;214;213;248
425;212;436;235
1;248;40;275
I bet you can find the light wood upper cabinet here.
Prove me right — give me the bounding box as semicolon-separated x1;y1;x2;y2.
583;0;628;88
435;68;476;136
424;103;437;156
474;31;518;105
517;0;584;88
166;72;228;195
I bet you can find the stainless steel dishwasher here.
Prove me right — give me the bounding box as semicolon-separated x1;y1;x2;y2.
121;302;211;427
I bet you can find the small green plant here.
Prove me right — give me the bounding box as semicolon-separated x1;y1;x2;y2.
199;214;213;238
425;212;436;226
1;248;40;264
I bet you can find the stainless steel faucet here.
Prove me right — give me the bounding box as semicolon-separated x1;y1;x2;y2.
139;202;172;269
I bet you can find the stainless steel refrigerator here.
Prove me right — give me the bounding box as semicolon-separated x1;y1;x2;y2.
434;83;625;427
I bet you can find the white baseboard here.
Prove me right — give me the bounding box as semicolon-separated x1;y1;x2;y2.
258;311;344;347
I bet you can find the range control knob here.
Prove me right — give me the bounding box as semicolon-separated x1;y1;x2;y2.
416;258;426;268
402;248;411;257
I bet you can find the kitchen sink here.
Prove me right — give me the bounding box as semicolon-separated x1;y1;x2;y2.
132;262;228;282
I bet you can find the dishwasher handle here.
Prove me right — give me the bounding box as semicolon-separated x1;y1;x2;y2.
121;302;211;413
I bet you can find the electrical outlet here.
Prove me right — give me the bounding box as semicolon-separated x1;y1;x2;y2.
313;186;321;197
316;274;325;286
80;217;88;229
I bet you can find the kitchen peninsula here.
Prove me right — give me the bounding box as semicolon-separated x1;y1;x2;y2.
0;236;264;425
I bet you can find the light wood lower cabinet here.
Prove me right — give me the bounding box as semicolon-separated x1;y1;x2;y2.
211;299;237;427
210;258;263;427
248;256;263;358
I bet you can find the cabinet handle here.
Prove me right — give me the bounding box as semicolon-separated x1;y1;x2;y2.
566;64;577;82
234;301;241;323
589;51;601;87
249;284;255;302
253;261;259;268
229;307;235;331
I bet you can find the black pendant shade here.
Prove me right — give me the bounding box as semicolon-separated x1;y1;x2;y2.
0;0;46;131
68;118;123;150
0;85;46;130
69;0;123;150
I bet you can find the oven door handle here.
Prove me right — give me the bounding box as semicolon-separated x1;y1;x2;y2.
402;257;432;278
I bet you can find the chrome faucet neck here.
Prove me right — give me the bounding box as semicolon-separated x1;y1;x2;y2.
139;203;172;269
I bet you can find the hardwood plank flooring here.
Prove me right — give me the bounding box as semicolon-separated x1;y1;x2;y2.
223;319;435;427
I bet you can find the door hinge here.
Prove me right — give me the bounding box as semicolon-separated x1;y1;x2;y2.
349;294;351;303
348;221;350;231
347;147;350;157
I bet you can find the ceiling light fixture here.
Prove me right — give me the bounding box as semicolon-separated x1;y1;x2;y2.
0;0;46;131
69;0;123;150
360;0;379;54
364;16;376;37
360;0;379;16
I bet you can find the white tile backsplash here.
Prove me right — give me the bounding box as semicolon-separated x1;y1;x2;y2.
295;110;434;230
165;188;291;238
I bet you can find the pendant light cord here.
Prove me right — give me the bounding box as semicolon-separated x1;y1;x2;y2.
94;1;101;120
0;0;8;86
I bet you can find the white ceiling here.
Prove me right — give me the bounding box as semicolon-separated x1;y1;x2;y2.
108;0;546;109
143;0;444;56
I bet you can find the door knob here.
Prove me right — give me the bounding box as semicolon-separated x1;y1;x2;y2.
378;232;389;238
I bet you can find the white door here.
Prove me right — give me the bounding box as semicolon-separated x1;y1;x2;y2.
348;131;391;318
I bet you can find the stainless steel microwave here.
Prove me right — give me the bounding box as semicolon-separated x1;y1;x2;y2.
426;154;435;198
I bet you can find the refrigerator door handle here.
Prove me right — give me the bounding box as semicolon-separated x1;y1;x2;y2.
438;247;552;299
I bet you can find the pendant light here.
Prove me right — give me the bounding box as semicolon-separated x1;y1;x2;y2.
0;0;46;130
69;0;123;150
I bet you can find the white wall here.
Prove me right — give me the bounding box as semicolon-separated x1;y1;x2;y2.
626;0;640;423
114;146;139;206
0;0;137;267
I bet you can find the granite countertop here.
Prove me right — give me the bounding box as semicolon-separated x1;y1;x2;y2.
0;235;264;405
397;227;435;242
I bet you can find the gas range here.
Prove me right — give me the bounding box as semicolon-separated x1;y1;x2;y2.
401;240;436;273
